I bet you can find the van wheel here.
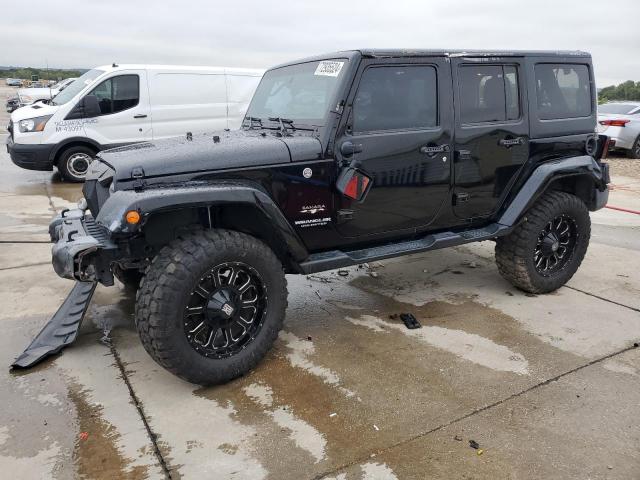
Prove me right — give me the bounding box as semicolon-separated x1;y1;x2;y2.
628;136;640;159
58;146;95;182
135;229;288;385
495;191;590;294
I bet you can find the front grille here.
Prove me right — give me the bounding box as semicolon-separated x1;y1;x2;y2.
84;216;110;245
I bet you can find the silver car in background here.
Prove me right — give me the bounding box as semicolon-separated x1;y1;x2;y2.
597;101;640;158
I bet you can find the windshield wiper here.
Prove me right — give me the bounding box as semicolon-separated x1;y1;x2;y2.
268;117;294;136
267;117;317;134
243;116;263;129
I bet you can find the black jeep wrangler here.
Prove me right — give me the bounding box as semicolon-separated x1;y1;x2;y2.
14;50;610;385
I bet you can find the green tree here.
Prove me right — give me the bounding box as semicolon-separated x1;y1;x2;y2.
599;80;640;103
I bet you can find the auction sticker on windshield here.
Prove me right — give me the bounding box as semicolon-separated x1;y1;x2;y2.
315;61;344;77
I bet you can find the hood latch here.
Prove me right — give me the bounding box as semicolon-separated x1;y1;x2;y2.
131;166;146;191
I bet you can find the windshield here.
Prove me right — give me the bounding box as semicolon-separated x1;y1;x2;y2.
245;59;347;126
598;103;638;115
51;69;104;106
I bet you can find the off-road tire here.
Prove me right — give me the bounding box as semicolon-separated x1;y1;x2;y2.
628;136;640;159
57;145;96;182
135;229;288;385
495;191;590;294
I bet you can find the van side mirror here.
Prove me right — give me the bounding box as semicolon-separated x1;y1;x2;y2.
65;95;101;121
336;167;372;202
81;95;100;118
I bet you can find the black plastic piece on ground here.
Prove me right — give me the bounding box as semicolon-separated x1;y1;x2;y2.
400;313;421;329
11;281;97;368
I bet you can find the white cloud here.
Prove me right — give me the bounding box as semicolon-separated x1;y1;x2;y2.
1;0;638;86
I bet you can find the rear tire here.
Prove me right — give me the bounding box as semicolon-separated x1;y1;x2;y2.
135;229;288;385
495;191;590;294
627;136;640;159
57;146;95;182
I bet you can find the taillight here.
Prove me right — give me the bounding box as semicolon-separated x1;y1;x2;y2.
599;119;630;127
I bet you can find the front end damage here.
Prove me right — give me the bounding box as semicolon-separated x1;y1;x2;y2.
12;206;122;368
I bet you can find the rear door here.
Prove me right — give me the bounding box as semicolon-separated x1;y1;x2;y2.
81;70;152;146
451;57;529;219
334;57;453;237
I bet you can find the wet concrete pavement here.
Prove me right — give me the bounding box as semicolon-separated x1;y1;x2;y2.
1;83;640;479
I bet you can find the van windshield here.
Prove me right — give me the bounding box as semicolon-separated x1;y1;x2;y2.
51;69;104;106
245;59;347;126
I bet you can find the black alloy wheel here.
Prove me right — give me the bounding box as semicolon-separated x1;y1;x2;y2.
184;262;267;358
533;215;577;276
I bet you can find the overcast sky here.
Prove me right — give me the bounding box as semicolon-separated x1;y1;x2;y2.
1;0;638;87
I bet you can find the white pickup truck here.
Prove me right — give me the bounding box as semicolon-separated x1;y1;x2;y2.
11;78;77;111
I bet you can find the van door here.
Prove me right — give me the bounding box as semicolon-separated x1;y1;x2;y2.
149;72;228;139
81;70;151;147
451;58;529;219
334;57;453;237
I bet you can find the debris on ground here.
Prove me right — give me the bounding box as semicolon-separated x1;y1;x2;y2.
79;432;89;441
337;270;349;277
454;435;463;441
477;449;484;455
373;425;379;431
389;314;399;320
307;275;332;283
369;271;379;278
464;261;479;268
505;291;514;296
306;336;313;342
400;313;422;330
469;440;480;450
329;412;337;417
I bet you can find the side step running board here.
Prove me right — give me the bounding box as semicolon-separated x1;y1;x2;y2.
300;223;510;274
11;281;97;369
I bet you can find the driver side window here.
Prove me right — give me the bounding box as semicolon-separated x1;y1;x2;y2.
89;75;139;115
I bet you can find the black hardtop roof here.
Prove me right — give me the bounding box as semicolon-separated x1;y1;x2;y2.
270;49;591;69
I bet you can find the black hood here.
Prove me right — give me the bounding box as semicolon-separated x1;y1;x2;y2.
98;130;323;182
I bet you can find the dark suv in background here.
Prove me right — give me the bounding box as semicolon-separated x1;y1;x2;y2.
15;50;610;386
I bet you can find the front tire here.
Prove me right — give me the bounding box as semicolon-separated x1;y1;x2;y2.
495;191;590;294
135;230;287;385
57;146;95;182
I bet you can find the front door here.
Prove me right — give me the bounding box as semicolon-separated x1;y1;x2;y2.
451;57;529;219
81;70;152;147
335;58;453;238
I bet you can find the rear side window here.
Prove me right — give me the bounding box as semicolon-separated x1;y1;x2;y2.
535;64;591;119
90;75;139;115
352;65;438;132
459;65;520;124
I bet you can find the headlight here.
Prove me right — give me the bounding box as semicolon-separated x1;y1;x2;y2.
18;115;52;133
20;95;32;103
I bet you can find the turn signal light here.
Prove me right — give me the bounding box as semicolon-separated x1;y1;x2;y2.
125;210;141;224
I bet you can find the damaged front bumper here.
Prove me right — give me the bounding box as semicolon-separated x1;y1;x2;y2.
49;208;117;285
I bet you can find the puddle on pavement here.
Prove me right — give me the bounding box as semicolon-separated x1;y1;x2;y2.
68;381;148;480
195;349;401;477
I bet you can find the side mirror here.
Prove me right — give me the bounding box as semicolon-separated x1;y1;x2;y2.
336;167;372;202
81;95;100;118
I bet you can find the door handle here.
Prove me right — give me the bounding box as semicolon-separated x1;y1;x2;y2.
420;144;450;155
133;114;147;119
340;141;363;157
498;137;524;147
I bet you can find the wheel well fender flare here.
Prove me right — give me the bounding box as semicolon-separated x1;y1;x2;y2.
50;137;101;165
95;182;309;267
498;155;608;226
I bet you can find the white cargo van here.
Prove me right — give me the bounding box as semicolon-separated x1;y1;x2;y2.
7;64;263;181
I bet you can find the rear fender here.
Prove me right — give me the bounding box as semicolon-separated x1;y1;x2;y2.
499;155;609;227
